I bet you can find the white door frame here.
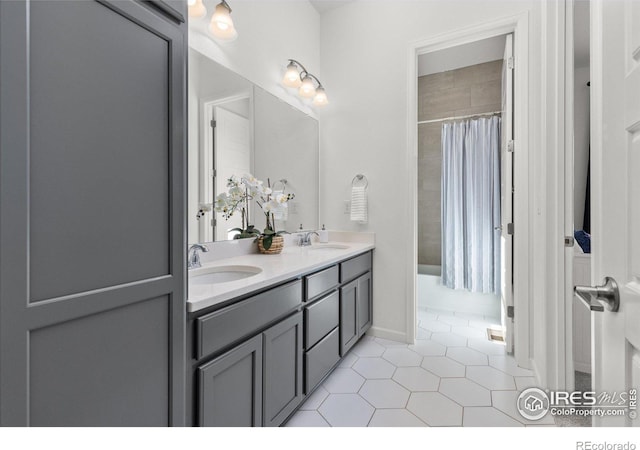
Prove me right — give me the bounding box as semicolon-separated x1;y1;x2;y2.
199;92;253;242
563;0;577;394
405;12;531;368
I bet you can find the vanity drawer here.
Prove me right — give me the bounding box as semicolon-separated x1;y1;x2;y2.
305;265;339;301
196;280;302;359
340;252;372;283
305;327;340;393
304;290;339;349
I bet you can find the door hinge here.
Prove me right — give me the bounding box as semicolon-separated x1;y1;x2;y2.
212;218;216;227
507;140;514;153
564;236;575;247
507;223;514;235
211;120;217;128
507;306;514;318
507;57;514;70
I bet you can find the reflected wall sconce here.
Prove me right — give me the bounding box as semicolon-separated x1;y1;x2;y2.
282;59;329;107
209;0;238;42
189;0;238;42
188;0;207;18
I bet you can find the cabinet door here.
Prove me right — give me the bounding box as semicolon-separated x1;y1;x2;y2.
199;335;263;427
357;272;372;336
340;279;359;356
262;312;303;427
0;0;186;426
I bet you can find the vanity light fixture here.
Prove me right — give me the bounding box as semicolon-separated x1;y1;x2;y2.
209;0;238;42
281;59;329;106
187;0;207;19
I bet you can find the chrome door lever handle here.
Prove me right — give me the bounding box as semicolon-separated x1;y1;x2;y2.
574;276;620;312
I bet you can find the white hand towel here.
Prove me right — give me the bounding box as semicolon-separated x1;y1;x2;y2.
271;190;288;221
350;185;368;223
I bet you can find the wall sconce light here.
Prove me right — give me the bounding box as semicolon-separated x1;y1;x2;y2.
188;0;207;18
209;0;238;42
281;59;329;107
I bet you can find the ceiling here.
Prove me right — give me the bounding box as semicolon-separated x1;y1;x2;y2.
309;0;354;14
418;35;507;77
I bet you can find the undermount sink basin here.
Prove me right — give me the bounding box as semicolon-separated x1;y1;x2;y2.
308;244;350;250
190;265;262;285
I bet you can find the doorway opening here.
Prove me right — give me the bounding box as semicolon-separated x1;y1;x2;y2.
407;14;531;370
567;0;592;420
415;34;512;353
202;96;253;242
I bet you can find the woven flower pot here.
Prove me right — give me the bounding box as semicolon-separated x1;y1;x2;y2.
257;235;284;254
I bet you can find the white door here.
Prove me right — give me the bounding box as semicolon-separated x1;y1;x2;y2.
501;34;515;354
589;0;640;427
213;106;251;241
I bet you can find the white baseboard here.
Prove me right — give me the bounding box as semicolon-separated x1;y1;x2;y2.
367;326;407;344
574;361;591;374
530;357;543;388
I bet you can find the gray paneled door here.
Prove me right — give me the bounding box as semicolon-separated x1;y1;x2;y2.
0;0;186;426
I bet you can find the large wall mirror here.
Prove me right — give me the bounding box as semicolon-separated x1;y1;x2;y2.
188;49;319;244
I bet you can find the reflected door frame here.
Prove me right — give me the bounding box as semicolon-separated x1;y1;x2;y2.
200;92;254;242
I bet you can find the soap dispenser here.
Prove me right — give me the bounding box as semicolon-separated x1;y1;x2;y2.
318;224;329;243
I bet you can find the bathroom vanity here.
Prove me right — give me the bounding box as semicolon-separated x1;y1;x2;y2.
186;243;374;427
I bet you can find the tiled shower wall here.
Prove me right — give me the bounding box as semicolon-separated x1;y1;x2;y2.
417;60;503;266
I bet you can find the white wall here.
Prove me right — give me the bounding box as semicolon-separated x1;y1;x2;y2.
188;1;321;117
574;67;590;230
318;0;552;380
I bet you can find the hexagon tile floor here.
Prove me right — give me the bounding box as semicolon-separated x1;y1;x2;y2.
285;307;557;427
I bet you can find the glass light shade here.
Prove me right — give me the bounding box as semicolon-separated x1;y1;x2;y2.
282;63;302;88
298;76;316;98
188;0;207;18
312;87;329;106
209;3;238;41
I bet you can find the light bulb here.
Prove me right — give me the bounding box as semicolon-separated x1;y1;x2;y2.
282;62;302;88
298;75;316;98
209;2;238;42
312;86;329;106
188;0;206;18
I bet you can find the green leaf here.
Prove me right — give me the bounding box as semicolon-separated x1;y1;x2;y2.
262;235;273;250
263;228;275;236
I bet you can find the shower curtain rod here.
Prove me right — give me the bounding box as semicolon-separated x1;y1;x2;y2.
417;110;502;125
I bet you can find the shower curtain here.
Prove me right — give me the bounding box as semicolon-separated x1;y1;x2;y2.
441;116;501;295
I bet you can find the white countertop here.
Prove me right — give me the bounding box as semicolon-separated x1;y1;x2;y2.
187;241;375;313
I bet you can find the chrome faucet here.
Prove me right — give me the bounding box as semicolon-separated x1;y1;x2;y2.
188;244;209;269
299;231;319;247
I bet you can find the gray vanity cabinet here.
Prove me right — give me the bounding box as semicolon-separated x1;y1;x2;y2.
357;272;373;336
340;279;360;355
262;312;303;427
0;0;186;426
339;253;373;356
191;251;373;427
199;335;263;427
196;311;303;427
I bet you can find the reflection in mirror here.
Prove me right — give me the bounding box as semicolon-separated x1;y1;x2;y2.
188;49;319;244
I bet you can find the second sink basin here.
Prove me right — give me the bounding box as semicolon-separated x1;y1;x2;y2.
308;244;350;251
190;265;263;285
